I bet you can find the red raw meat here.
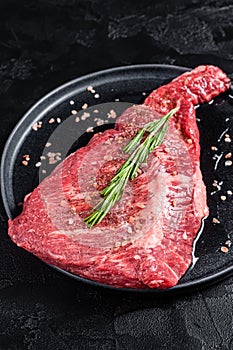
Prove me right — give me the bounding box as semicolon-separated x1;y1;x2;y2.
8;65;231;289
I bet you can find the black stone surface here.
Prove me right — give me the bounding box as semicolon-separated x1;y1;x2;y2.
1;1;233;349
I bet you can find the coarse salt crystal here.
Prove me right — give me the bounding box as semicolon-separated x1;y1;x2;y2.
134;255;141;260
35;162;41;167
103;155;112;161
94;93;100;99
23;155;30;161
48;118;55;124
69;100;75;105
97;120;104;126
68;218;74;225
107;109;117;119
82;103;88;109
81;112;90;120
225;152;232;158
71;206;76;213
225;160;232;166
227;190;232;195
136;203;146;209
221;246;228;253
86;127;94;133
47;152;55;157
57;118;61;123
45;142;52;147
31;123;38;131
213;218;220;224
71;109;78;115
221;195;226;201
127;227;133;234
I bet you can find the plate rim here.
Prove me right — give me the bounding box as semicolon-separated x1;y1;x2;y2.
1;63;233;293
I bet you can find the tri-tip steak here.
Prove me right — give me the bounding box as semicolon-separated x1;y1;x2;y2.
8;65;231;289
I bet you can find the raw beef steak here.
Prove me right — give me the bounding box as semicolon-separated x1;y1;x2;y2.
8;65;231;289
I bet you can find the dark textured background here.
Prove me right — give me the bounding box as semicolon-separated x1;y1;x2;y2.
1;1;233;349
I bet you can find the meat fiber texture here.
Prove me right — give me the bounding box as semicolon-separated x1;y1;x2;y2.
8;65;231;289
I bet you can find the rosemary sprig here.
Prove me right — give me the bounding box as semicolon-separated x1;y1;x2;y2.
84;107;179;227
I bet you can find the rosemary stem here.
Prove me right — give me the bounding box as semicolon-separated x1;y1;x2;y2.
84;107;178;227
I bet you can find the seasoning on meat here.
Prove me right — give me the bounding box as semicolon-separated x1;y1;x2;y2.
8;65;231;289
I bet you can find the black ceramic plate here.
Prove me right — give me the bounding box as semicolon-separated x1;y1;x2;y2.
1;64;233;294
